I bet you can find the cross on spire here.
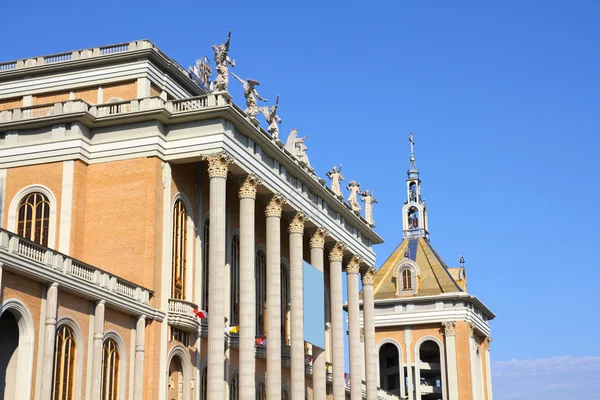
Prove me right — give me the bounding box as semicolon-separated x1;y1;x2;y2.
409;132;415;162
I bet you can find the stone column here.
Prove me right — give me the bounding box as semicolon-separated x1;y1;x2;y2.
204;153;233;399
133;315;146;400
346;257;362;399
41;283;58;400
362;268;377;400
239;175;260;399
310;229;327;400
289;212;307;400
91;300;105;400
329;242;346;399
484;337;493;400
266;195;286;400
442;322;459;400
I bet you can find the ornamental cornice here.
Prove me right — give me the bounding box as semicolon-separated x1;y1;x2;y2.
265;194;286;218
346;256;361;274
288;212;308;234
328;242;347;262
238;174;261;199
309;228;328;249
362;267;375;286
203;152;234;178
442;322;456;337
484;336;492;350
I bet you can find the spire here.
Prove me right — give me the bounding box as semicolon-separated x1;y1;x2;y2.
408;132;419;178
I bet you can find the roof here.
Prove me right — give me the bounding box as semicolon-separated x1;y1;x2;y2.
372;238;463;300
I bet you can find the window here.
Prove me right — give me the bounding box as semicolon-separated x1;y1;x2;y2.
281;388;290;400
201;365;208;400
202;218;210;311
281;263;289;343
171;199;188;300
17;192;50;246
402;269;412;290
52;325;76;400
255;249;266;336
256;380;266;400
101;339;119;400
230;373;239;400
231;235;240;325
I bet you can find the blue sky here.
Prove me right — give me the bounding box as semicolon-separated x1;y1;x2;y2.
2;1;599;398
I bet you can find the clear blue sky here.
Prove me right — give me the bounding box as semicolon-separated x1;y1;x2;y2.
2;1;599;397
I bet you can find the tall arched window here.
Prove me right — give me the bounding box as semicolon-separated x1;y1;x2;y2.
101;339;120;400
230;372;239;400
201;364;208;400
231;235;240;325
402;269;412;290
17;192;50;246
52;325;76;400
171;199;188;300
202;218;210;311
256;380;267;400
281;263;290;343
255;249;266;336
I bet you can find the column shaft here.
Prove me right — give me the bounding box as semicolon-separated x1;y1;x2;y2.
91;300;105;400
134;316;146;400
484;339;493;400
362;273;377;400
329;244;345;399
41;283;58;400
289;213;306;400
346;259;361;399
310;231;327;400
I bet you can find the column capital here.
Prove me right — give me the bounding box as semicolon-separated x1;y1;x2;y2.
346;256;361;274
288;211;308;234
265;194;286;218
361;267;375;286
468;323;474;338
328;242;347;262
442;322;456;337
360;328;364;342
309;228;328;249
239;174;261;199
203;152;234;178
483;336;492;350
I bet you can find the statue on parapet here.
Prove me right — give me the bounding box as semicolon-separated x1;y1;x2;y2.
326;165;344;197
231;72;267;118
347;180;362;212
361;189;378;226
260;95;282;139
212;31;236;92
285;129;311;167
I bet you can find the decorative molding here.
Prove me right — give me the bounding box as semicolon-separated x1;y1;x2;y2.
203;152;234;178
309;228;328;249
288;211;308;234
265;194;286;218
328;242;346;262
483;336;492;351
238;174;261;199
468;323;474;338
359;329;364;342
346;256;361;274
361;268;375;286
442;322;456;337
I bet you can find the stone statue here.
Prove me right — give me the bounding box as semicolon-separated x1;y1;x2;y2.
361;190;378;226
212;31;236;92
259;95;282;139
326;165;344;197
347;180;362;212
285;129;311;167
231;72;267;118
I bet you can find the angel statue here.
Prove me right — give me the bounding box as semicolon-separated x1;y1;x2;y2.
285;129;311;166
231;72;267;118
361;190;378;226
212;31;236;92
326;165;344;197
260;95;282;139
347;180;362;212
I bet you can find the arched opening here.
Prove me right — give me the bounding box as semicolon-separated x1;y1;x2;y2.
171;199;188;300
200;364;207;400
229;372;239;400
17;192;50;246
408;207;419;229
281;387;290;400
0;311;19;400
256;379;266;400
101;338;120;400
52;325;76;400
418;340;443;400
379;343;401;396
168;356;184;400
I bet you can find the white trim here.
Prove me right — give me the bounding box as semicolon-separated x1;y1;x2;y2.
58;160;74;254
171;192;195;301
413;336;447;400
7;184;58;249
1;298;35;400
56;317;85;400
0;169;6;228
103;330;128;400
376;338;405;398
166;344;193;400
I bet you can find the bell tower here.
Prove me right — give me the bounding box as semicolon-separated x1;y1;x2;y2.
402;132;429;240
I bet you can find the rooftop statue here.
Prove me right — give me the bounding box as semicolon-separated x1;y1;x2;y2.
231;72;267;118
326;165;344;197
260;95;282;140
212;31;236;92
285;129;311;167
347;180;362;212
361;190;378;226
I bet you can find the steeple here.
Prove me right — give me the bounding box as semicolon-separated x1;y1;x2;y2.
402;132;429;240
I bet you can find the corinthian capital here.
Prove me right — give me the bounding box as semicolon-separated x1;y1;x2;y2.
484;336;492;350
328;242;347;262
288;212;308;234
310;228;328;249
239;174;261;199
203;152;234;178
265;194;286;218
362;267;375;285
442;322;456;337
346;256;361;274
468;323;474;338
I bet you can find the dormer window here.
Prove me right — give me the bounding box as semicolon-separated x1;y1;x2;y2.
395;262;419;296
402;268;412;290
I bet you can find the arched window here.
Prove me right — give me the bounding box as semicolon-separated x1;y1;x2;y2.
418;340;443;393
51;325;76;400
407;207;419;229
281;263;289;343
281;387;290;400
201;364;208;400
101;339;119;400
231;235;240;325
255;249;266;336
256;380;266;400
230;372;239;400
402;269;412;290
171;199;188;300
17;192;50;246
202;218;210;311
